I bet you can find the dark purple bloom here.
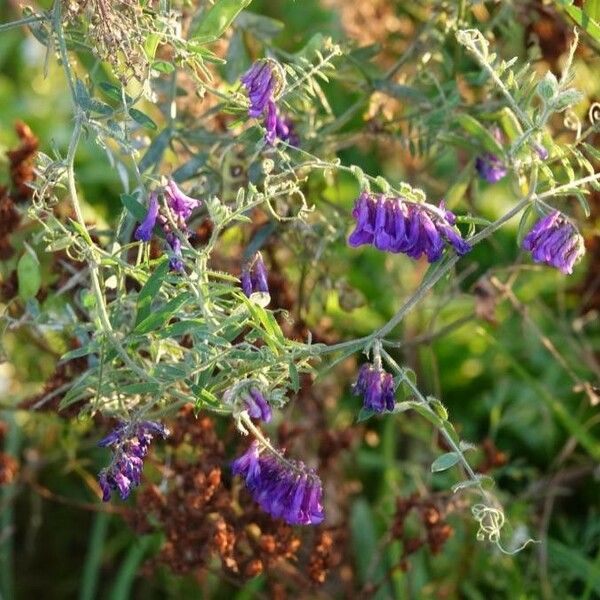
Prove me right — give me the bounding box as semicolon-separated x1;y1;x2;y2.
166;233;184;272
348;193;471;261
98;420;168;501
475;153;507;183
244;388;272;422
241;253;270;298
241;60;280;118
134;180;202;272
352;363;396;413
275;113;299;147
265;100;278;145
134;192;159;242
522;210;585;274
232;442;324;525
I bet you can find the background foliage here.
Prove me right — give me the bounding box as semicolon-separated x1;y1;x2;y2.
1;0;600;599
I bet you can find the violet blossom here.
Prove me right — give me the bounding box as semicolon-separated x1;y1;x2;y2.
522;210;585;274
352;363;396;413
98;420;169;501
232;441;324;525
348;192;471;261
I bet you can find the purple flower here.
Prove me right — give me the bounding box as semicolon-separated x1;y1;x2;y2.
522;210;585;274
164;179;200;222
275;113;299;147
475;153;507;183
241;60;280;118
352;363;396;413
244;388;272;422
265;100;278;145
98;420;169;501
232;442;324;525
134;180;202;272
348;193;471;261
134;192;159;242
240;253;270;298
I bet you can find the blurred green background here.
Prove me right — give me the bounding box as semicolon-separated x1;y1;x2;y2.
1;1;600;599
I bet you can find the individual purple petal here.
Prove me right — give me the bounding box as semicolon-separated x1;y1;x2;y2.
265;100;278;145
240;268;253;297
232;441;262;487
135;192;159;242
245;388;272;423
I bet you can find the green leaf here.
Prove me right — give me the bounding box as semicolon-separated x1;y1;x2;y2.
357;407;376;422
134;292;192;334
190;0;253;43
75;79;113;115
120;382;160;395
431;451;461;472
236;11;284;38
139;128;172;172
129;108;158;130
564;5;600;44
135;258;170;326
120;192;147;221
152;60;175;74
98;82;132;105
455;114;504;155
585;0;600;21
17;248;41;301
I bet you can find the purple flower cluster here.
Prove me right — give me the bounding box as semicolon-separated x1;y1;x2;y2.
98;420;169;501
241;253;270;298
232;441;324;525
522;210;585;274
348;192;471;261
352;363;396;413
243;388;272;422
241;60;298;146
134;180;201;271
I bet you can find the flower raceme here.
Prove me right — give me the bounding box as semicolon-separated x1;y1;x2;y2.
134;180;201;271
98;420;169;501
241;60;298;146
522;210;585;274
352;363;396;413
348;192;471;261
232;441;324;526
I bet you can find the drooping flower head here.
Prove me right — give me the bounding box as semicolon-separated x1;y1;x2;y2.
98;420;169;501
348;192;471;261
241;60;284;118
134;180;202;272
232;441;324;525
352;363;396;413
522;210;585;274
241;253;270;299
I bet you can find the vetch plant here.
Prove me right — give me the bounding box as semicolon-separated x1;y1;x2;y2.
3;1;600;580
